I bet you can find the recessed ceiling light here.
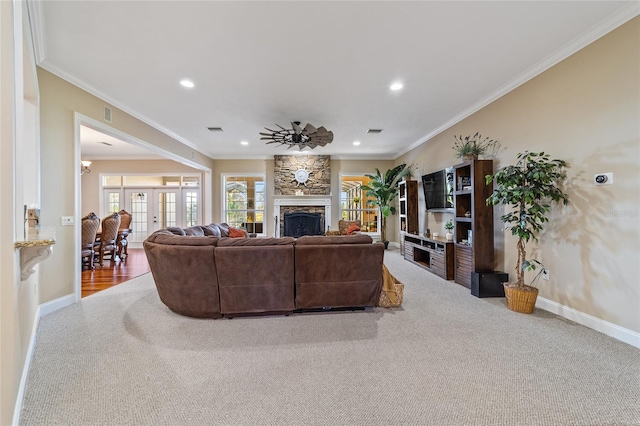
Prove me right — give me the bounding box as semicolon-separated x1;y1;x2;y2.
390;82;403;91
240;141;249;146
353;141;361;146
180;79;195;88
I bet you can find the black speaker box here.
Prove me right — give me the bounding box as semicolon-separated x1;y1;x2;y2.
471;272;509;298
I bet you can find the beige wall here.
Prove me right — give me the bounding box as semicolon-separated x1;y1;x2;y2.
1;2;42;424
397;18;640;332
81;160;203;215
37;68;215;304
211;158;395;236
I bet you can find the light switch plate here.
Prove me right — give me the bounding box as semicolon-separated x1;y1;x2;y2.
61;216;74;226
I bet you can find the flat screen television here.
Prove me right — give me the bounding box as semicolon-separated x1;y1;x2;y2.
422;167;454;211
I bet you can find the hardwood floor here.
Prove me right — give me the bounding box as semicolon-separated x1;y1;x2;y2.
82;248;150;298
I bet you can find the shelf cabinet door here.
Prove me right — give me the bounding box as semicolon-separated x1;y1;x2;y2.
397;180;419;235
455;244;473;288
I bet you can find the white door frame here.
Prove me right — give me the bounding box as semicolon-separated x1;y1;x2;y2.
74;112;212;302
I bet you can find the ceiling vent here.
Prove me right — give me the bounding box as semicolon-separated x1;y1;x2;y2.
104;106;112;122
367;129;383;134
98;141;112;146
207;127;223;132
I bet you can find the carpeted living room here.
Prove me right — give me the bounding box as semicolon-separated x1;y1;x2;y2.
2;2;639;426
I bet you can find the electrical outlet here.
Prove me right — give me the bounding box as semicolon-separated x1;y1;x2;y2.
61;216;74;226
542;269;550;281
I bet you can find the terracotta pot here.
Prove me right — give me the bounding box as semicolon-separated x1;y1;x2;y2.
503;283;539;314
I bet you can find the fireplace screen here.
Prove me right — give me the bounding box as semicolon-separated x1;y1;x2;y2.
283;212;323;238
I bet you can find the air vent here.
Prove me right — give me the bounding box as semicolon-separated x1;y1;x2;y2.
207;127;223;132
98;141;112;146
104;106;112;122
367;129;383;134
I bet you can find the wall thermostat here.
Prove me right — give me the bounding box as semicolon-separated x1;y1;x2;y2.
594;172;613;185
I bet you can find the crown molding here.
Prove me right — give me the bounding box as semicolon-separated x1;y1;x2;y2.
395;2;640;160
26;0;46;63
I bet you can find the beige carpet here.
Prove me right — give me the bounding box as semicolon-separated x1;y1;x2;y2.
20;247;640;425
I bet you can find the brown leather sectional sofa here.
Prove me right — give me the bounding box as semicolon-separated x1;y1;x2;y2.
143;229;385;318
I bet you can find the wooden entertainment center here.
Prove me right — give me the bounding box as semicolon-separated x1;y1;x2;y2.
402;234;454;280
399;159;495;287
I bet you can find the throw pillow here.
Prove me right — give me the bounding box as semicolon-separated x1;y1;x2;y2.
345;223;361;235
228;227;246;238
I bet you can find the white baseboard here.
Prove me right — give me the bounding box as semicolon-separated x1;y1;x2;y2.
12;305;40;426
389;242;401;248
536;296;640;349
39;293;75;317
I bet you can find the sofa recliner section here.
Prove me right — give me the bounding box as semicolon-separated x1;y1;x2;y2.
215;237;295;315
144;230;222;318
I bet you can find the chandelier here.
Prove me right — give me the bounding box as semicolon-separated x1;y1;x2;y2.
260;121;333;150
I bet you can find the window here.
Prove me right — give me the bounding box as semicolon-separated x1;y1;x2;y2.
223;175;265;235
185;192;198;227
340;175;379;234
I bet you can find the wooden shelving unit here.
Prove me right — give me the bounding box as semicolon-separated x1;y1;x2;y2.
398;180;419;235
453;160;494;288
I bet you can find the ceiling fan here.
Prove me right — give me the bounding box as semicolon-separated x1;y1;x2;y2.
260;121;334;150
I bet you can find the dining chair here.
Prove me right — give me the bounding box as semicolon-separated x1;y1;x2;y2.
95;212;121;266
81;212;101;270
117;209;132;259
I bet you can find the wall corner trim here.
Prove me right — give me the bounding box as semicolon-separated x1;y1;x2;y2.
536;297;640;349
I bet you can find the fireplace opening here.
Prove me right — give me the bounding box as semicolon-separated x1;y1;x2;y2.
284;212;323;238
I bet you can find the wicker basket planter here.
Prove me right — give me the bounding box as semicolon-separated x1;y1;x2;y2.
503;283;539;314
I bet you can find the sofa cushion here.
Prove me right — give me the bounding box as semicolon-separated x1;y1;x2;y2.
202;224;221;237
295;235;373;245
218;237;295;247
338;220;362;235
228;227;246;238
345;223;361;235
146;230;218;246
165;227;186;236
186;226;214;236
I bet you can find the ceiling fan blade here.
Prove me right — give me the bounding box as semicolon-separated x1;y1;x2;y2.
303;123;317;134
291;122;303;134
276;123;289;132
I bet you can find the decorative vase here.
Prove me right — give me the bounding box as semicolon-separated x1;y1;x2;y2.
462;154;477;161
503;283;539;314
445;232;453;241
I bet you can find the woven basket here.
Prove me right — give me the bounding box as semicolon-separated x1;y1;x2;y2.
379;282;404;308
504;284;539;314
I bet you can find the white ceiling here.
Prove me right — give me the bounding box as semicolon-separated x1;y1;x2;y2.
80;126;164;160
32;1;638;160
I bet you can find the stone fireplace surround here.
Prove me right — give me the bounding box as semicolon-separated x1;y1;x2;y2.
274;196;331;238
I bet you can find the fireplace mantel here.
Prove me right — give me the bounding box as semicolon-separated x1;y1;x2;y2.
274;196;331;238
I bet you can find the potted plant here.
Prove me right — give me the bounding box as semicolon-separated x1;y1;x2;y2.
444;220;454;241
486;151;569;314
351;196;361;207
453;132;498;160
361;164;411;248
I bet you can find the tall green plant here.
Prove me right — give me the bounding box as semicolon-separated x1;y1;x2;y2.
361;164;410;243
486;151;569;288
